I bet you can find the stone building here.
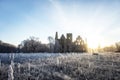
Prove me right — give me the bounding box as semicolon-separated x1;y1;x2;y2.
54;32;87;53
55;32;73;53
74;36;87;52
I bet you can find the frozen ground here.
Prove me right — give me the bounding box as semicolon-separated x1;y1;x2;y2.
0;53;120;80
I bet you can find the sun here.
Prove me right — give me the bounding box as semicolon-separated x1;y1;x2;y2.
87;36;106;49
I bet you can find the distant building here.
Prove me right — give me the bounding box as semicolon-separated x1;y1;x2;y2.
74;36;87;52
54;32;87;53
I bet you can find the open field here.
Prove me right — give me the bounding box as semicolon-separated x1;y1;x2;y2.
0;53;120;80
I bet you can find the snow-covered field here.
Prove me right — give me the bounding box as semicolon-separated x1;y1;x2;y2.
0;53;120;80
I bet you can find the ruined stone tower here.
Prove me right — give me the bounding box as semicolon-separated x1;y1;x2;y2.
66;33;72;52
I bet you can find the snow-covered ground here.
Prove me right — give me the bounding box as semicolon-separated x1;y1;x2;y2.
0;53;120;80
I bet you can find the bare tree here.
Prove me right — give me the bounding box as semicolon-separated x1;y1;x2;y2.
115;42;120;52
54;40;61;53
19;36;49;53
48;36;55;53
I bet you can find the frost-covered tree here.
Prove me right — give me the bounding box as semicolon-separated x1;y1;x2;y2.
48;36;55;53
54;40;61;53
116;42;120;52
19;36;49;53
19;37;40;52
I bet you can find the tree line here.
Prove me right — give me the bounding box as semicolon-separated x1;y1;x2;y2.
0;37;50;53
0;36;120;53
92;42;120;53
0;40;16;53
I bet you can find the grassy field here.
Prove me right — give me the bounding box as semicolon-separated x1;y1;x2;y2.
0;53;120;80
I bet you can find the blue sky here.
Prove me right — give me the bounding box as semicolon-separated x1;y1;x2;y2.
0;0;120;48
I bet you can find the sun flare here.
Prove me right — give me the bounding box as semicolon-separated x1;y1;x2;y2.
87;37;106;49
